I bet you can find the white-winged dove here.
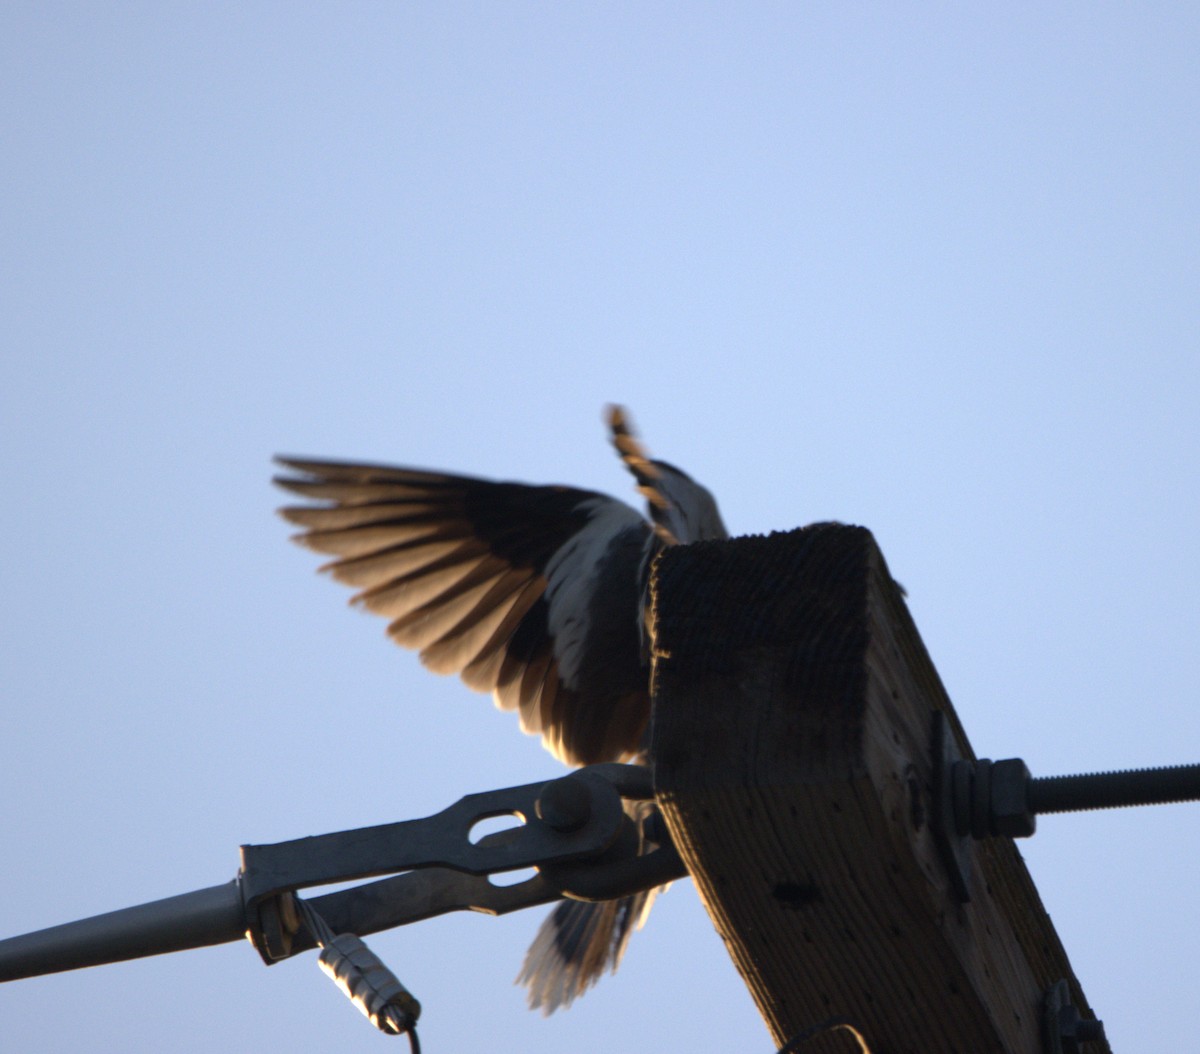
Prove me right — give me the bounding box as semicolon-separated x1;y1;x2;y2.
275;406;727;1012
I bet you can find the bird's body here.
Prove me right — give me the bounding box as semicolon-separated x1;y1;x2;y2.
275;406;727;1010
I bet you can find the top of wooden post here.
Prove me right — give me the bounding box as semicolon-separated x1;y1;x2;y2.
650;525;1106;1054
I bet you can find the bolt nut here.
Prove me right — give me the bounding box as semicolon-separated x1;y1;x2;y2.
1043;979;1105;1054
1058;1003;1106;1052
536;777;592;832
990;758;1036;838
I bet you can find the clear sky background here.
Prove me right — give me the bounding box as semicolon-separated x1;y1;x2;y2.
3;5;1197;1052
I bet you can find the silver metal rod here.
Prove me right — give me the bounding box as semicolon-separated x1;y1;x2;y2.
0;880;245;982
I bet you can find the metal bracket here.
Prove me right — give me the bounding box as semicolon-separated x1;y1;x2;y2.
930;711;973;902
1042;979;1106;1053
0;763;681;981
241;767;628;962
254;764;686;962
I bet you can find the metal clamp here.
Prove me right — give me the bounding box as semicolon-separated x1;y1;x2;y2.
0;763;680;982
241;766;629;962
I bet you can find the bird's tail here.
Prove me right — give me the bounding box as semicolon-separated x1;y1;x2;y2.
517;792;664;1013
516;888;658;1013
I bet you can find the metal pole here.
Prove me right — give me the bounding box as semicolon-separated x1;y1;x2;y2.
0;880;245;982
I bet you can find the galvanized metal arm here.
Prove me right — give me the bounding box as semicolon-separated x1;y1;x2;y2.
0;763;684;984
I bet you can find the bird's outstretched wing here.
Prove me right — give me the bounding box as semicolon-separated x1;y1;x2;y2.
274;458;657;766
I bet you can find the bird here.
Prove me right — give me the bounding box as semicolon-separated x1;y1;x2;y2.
273;405;728;1012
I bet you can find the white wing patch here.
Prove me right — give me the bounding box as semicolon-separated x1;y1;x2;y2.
541;498;646;689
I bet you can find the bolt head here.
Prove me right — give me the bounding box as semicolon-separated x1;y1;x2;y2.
536;777;592;832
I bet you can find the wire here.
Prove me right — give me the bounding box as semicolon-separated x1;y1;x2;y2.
296;897;336;946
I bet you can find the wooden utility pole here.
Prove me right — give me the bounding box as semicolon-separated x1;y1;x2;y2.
650;525;1108;1054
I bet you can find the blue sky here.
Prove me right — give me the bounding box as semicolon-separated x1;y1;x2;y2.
2;4;1198;1051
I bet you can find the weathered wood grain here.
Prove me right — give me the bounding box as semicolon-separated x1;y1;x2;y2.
650;525;1106;1054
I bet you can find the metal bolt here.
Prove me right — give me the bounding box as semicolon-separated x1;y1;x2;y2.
950;755;1200;842
1043;979;1105;1053
1030;762;1200;815
536;776;592;832
1056;1002;1106;1052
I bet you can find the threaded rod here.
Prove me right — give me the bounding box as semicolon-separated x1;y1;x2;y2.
1028;763;1200;815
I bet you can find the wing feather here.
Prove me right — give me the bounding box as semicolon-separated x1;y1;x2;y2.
292;521;459;559
353;554;499;618
459;579;546;690
398;571;533;667
280;503;443;531
276;456;655;765
516;647;556;739
385;570;514;649
321;538;488;588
